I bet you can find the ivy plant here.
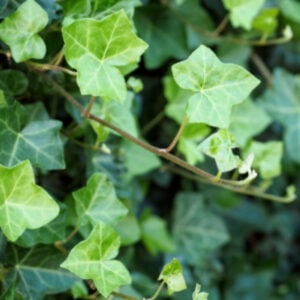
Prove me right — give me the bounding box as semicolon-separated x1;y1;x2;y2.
0;0;299;299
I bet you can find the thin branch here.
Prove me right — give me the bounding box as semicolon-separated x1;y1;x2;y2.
146;281;165;300
212;14;229;36
141;110;165;134
111;291;140;300
42;74;296;202
160;115;189;152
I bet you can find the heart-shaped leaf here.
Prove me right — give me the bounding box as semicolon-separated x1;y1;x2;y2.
172;45;259;128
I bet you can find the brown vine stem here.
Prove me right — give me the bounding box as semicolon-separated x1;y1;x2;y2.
160;115;189;153
111;291;140;300
42;74;296;202
251;52;273;86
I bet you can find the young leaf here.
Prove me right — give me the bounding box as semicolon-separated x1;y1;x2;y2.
259;69;300;163
192;284;209;300
73;172;128;226
0;0;48;62
0;102;65;170
4;245;79;300
61;222;131;297
62;10;148;102
244;141;283;179
199;129;241;173
172;193;230;265
0;160;59;241
252;8;279;37
172;45;260;128
223;0;265;30
158;258;187;295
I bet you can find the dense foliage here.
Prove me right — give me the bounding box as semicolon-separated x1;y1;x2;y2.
0;0;300;299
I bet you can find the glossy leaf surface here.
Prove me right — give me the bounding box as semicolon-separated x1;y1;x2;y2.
0;161;59;241
0;0;48;62
61;222;131;297
172;45;260;128
62;10;147;102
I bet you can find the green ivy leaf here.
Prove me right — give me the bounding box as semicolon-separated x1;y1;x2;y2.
0;0;48;62
134;5;189;69
158;258;187;295
172;45;260;128
0;102;65;170
0;160;59;241
245;141;283;179
62;10;148;102
223;0;265;30
278;0;300;23
259;69;300;163
140;211;176;255
229;98;271;146
172;193;230;265
199;129;241;173
61;222;131;297
192;284;209;300
73;173;128;226
4;245;79;300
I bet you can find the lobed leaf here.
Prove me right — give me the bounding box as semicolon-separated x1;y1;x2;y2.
61;222;131;297
172;45;260;128
0;160;59;241
0;102;65;170
62;10;148;102
73;172;128;226
0;0;48;62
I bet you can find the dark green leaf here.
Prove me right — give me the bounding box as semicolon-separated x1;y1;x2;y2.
0;102;65;170
0;70;28;97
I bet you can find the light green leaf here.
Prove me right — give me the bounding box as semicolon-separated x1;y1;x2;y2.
134;5;189;69
259;69;300;163
61;222;131;297
0;0;48;62
73;173;128;226
122;140;161;179
62;10;148;102
199;129;241;173
223;0;265;30
0;160;59;241
192;284;209;300
172;193;230;265
229;98;271;146
172;45;260;128
252;8;279;36
158;258;187;295
140;211;176;255
178;124;210;165
245;141;283;179
4;245;79;300
0;102;65;170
